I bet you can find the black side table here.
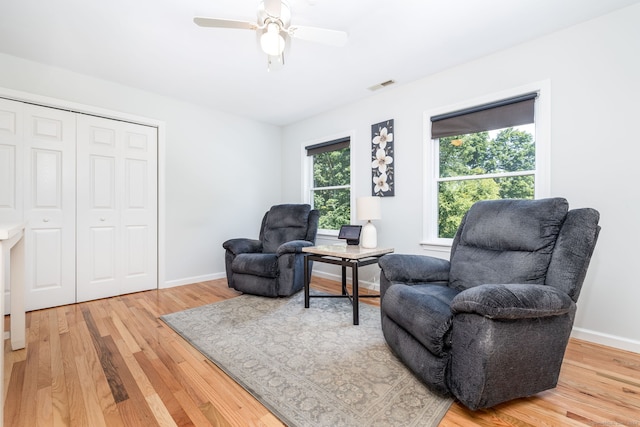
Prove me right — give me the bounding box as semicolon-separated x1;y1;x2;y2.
302;244;394;325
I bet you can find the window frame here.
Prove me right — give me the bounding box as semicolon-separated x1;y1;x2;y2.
422;81;551;249
301;131;355;237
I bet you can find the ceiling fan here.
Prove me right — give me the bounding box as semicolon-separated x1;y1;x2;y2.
194;0;348;69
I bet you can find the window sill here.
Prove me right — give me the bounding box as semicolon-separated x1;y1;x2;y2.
315;231;340;245
317;229;339;238
419;240;453;254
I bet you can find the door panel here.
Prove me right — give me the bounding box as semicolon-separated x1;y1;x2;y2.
91;155;116;208
23;104;76;311
121;123;157;294
77;116;119;301
125;159;147;208
0;99;24;313
0;98;23;224
77;115;157;301
32;228;62;289
90;226;116;282
125;225;148;277
0;145;16;211
32;115;64;140
0;107;18;134
32;149;62;207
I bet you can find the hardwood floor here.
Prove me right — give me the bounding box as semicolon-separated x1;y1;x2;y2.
4;278;640;426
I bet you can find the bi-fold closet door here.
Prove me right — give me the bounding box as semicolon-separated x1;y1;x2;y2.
0;98;158;312
76;114;158;303
1;100;77;311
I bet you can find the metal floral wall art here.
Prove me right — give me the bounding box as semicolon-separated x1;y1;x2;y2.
371;119;394;196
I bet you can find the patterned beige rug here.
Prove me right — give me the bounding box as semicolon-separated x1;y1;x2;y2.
161;291;452;427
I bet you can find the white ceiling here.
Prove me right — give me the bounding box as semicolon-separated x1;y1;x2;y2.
2;0;639;126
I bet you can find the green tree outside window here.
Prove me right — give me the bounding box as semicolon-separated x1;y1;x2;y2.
437;127;535;238
312;147;351;230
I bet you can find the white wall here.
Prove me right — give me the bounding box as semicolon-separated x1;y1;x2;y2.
282;4;640;352
0;53;283;286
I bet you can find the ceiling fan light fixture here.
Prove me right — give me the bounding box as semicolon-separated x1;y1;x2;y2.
194;0;348;70
260;22;285;56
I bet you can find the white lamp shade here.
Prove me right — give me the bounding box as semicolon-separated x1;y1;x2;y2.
356;196;381;221
260;23;285;56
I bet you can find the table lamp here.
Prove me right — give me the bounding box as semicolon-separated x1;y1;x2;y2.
356;196;381;248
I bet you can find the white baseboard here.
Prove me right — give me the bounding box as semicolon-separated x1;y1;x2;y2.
162;271;380;291
162;272;226;289
571;327;640;354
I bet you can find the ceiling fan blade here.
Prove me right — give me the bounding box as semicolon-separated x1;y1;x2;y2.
288;25;348;47
264;0;282;18
193;17;257;30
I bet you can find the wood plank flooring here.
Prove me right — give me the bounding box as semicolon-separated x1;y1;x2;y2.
4;278;640;426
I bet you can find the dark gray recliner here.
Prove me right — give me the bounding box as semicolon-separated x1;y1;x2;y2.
222;204;319;297
378;198;600;410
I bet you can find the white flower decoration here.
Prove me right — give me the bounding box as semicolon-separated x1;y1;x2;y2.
372;148;394;173
372;127;393;149
373;172;389;194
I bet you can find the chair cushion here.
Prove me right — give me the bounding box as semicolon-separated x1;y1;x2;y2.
232;253;279;278
449;198;568;291
262;204;311;253
381;283;460;357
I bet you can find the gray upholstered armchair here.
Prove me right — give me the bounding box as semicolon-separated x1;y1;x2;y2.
378;198;600;410
223;204;319;297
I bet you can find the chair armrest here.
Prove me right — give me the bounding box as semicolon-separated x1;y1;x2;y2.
378;254;451;283
450;283;574;319
276;240;314;256
222;238;262;255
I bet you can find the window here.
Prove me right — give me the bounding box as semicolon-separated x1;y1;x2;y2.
306;136;351;232
424;83;550;245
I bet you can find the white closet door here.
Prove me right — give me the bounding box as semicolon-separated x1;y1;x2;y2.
23;104;77;311
120;121;158;294
76;115;157;302
0;98;23;223
0;98;24;313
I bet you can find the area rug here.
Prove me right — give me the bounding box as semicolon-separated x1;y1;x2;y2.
161;291;452;427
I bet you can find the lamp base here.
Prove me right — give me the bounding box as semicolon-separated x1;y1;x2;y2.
361;221;377;249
